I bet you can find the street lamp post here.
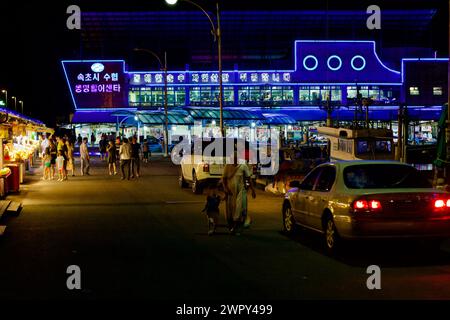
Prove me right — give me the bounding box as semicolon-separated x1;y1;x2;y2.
134;48;169;157
19;100;23;114
1;90;7;109
166;0;224;137
11;96;16;112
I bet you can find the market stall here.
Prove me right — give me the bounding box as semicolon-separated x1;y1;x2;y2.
0;109;53;197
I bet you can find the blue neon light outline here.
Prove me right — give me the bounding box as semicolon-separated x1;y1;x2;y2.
351;55;366;71
401;58;449;83
327;55;342;71
294;40;401;75
61;60;126;109
130;82;402;87
303;55;319;71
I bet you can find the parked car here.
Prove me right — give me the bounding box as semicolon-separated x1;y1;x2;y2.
282;160;450;254
178;138;252;194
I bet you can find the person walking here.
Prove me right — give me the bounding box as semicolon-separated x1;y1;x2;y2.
119;137;132;180
49;138;57;180
221;152;256;235
90;132;96;147
142;139;149;163
80;137;90;176
107;140;117;175
99;135;107;161
130;136;141;178
77;134;82;146
66;140;75;177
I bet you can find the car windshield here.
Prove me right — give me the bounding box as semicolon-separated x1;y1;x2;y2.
343;164;432;189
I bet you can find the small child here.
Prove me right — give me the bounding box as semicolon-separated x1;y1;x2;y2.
56;150;65;181
202;184;225;236
42;148;51;180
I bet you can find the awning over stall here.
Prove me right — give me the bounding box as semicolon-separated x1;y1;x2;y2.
185;107;264;121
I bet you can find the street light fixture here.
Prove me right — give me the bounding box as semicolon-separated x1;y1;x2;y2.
18;100;23;114
11;96;16;112
134;48;169;157
1;90;7;109
166;0;224;137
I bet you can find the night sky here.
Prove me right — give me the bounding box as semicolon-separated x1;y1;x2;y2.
0;0;448;127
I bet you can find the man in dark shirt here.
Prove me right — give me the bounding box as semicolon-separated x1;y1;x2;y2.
131;136;141;178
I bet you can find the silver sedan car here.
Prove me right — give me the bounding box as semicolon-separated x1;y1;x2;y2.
282;161;450;253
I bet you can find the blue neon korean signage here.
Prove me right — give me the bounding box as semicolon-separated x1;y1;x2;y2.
62;60;127;109
292;40;401;84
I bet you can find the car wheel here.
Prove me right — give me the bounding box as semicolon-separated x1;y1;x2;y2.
179;171;188;188
282;204;297;235
324;215;341;255
192;171;202;194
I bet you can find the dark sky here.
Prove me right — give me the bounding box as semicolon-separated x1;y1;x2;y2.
0;0;448;127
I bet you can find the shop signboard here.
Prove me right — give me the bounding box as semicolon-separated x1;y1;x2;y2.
62;60;127;109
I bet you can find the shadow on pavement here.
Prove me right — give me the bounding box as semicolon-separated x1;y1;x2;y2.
282;229;450;268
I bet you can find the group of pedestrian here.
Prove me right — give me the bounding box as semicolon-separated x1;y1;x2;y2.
117;136;141;180
39;134;75;181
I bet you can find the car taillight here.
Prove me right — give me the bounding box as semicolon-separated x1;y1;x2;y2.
434;199;450;209
434;199;445;208
353;199;382;212
203;164;209;172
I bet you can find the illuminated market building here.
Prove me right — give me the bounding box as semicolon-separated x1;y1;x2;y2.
62;40;448;144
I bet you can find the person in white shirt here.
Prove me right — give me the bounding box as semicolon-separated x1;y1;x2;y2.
119;137;132;180
80;137;90;176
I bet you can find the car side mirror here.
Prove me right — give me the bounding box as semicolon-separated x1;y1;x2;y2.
289;180;301;188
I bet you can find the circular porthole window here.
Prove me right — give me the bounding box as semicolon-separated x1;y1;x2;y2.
351;55;366;71
303;55;319;71
327;55;342;71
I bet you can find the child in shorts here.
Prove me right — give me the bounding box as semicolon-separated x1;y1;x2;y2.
201;184;226;236
56;150;65;181
42;148;51;180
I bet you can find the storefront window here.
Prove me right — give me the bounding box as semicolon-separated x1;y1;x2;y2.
129;88;140;107
310;86;321;103
238;86;250;105
347;86;357;99
190;87;201;105
249;86;262;104
321;86;331;101
330;86;341;102
141;87;152;106
409;86;420;96
433;86;443;96
174;88;186;106
369;86;380;101
299;86;310;102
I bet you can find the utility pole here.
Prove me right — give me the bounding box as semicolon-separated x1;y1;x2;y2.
446;0;450;182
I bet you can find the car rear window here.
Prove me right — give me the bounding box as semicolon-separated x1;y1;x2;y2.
343;164;432;189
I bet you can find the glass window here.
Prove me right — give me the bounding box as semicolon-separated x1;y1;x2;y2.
321;86;331;101
314;166;336;192
299;86;310;101
152;87;164;106
174;87;186;106
201;86;212;105
300;167;323;191
347;86;357;99
283;87;294;104
310;86;321;103
141;87;152;106
369;86;380;101
239;87;250;105
433;87;443;96
129;88;140;106
330;86;341;102
409;87;420;96
272;86;283;105
343;164;431;189
249;86;262;103
190;87;201;105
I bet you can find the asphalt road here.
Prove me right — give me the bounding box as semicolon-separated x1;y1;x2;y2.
1;157;450;300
